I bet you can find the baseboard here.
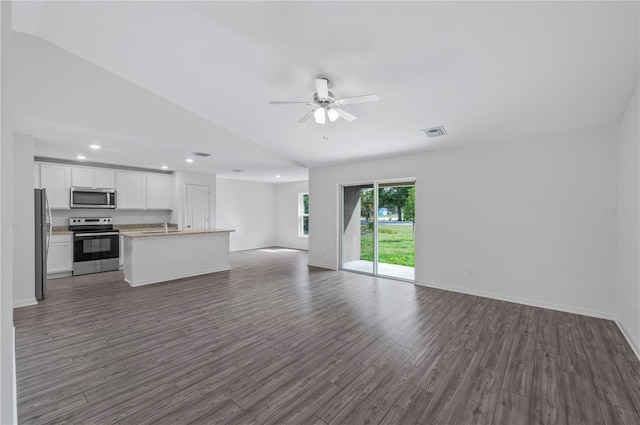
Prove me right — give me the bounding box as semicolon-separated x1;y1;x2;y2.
307;261;338;270
47;271;72;280
13;298;38;309
127;265;231;287
616;320;640;361
415;280;615;321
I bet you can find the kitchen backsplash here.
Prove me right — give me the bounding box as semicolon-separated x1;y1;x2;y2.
51;209;172;227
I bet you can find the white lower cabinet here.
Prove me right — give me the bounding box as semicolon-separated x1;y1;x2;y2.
48;234;73;276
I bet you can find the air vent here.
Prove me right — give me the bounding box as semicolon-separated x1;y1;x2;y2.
422;126;447;138
191;151;211;157
231;169;243;173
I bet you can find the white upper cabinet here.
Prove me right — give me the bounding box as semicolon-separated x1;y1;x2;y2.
71;167;115;189
94;169;115;189
146;173;172;210
71;167;93;188
116;171;146;209
40;164;71;209
36;162;172;210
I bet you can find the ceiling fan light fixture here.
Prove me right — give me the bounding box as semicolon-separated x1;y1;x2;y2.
270;77;379;125
327;108;340;122
314;107;326;124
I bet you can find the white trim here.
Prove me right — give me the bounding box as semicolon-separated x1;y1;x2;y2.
13;327;17;425
298;192;309;238
415;280;615;321
616;320;640;361
307;261;338;270
47;271;72;279
373;182;379;276
13;298;37;308
126;265;230;287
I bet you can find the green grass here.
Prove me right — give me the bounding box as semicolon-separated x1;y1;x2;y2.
360;224;415;267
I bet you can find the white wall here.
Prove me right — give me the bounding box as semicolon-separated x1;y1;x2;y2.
616;86;640;355
0;1;16;422
275;180;309;251
216;178;277;251
13;134;36;308
171;171;217;231
310;126;618;318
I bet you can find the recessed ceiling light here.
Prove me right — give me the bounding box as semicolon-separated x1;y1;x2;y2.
161;165;169;170
185;158;194;163
89;144;101;150
276;174;281;178
76;155;86;160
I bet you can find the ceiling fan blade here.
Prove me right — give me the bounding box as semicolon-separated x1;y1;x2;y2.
314;78;329;98
297;108;317;123
334;107;357;122
269;101;313;105
335;93;380;105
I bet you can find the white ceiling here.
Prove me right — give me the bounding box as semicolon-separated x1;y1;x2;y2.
11;1;639;182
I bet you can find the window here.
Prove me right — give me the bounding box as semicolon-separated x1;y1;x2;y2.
299;193;309;237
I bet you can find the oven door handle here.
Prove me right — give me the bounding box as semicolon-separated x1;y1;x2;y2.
74;232;120;237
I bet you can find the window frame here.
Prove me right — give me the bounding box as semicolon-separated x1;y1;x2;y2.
298;192;309;238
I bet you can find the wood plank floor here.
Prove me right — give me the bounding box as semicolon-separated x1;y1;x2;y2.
14;248;640;425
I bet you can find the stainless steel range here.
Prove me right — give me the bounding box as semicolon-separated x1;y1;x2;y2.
70;217;120;276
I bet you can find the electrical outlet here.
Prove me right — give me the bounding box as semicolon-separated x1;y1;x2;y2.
465;267;471;277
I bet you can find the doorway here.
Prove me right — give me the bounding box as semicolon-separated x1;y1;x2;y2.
341;180;415;281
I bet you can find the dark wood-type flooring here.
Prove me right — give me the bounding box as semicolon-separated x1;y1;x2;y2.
14;248;640;425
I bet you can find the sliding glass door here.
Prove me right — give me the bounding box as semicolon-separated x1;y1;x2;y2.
341;180;415;281
376;182;415;280
341;184;375;275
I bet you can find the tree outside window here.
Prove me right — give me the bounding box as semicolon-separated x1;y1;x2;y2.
299;193;309;237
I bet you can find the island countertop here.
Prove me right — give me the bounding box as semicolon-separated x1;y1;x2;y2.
120;228;235;238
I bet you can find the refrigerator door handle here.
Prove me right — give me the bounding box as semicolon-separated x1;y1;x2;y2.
45;192;52;255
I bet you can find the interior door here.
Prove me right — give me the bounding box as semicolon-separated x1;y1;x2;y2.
186;184;210;230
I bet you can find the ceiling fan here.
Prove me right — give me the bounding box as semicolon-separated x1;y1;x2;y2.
270;78;379;124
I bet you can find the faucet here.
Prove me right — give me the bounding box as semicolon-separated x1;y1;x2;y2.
162;222;168;234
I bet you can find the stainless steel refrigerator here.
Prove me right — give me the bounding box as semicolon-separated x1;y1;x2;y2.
35;188;51;301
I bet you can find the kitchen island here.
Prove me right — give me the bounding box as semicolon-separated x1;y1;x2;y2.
120;228;234;286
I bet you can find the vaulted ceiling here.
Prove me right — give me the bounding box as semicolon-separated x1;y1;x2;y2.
12;1;639;182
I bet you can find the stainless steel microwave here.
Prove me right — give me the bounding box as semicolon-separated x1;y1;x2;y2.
70;187;117;209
